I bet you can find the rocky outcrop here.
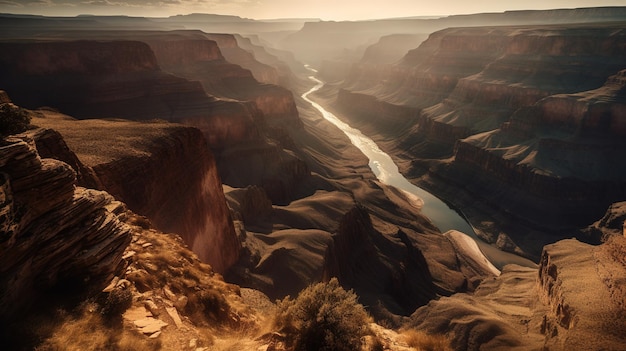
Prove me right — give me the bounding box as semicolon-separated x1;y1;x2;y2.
0;132;131;320
29;127;101;189
407;235;626;351
323;205;438;317
583;201;626;240
31;115;239;274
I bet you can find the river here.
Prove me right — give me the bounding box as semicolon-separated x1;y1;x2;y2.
302;70;536;269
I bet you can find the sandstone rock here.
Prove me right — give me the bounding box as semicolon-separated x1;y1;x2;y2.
134;317;168;335
0;134;131;320
31;117;240;274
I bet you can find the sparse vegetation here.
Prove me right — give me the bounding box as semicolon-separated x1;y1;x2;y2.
401;329;452;351
272;278;371;351
98;287;133;321
33;303;161;351
0;103;30;137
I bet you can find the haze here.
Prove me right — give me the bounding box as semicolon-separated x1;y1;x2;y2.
1;0;625;20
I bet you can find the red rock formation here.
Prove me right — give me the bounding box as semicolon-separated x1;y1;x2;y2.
0;40;207;117
0;132;131;320
144;33;301;129
31;114;240;274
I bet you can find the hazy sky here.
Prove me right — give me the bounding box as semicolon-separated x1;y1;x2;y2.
1;0;625;20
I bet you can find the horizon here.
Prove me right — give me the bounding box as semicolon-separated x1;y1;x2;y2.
1;1;626;21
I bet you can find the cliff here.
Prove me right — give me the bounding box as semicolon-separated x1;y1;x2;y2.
0;131;131;320
0;40;205;119
157;32;301;129
360;34;428;65
0;33;309;205
452;68;626;228
204;33;280;85
31;113;240;274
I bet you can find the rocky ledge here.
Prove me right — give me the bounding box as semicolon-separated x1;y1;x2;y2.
0;133;131;320
30;112;240;274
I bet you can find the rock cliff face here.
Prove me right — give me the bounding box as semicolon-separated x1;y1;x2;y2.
407;233;626;350
31;114;239;274
0;40;207;119
0;132;131;320
331;23;626;240
205;33;281;85
0;34;309;206
144;33;301;129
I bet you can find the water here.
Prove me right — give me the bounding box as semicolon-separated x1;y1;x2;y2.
302;69;536;269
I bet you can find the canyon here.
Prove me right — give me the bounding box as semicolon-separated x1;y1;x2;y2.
326;22;626;260
0;6;625;351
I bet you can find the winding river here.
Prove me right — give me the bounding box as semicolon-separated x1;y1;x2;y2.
302;70;536;269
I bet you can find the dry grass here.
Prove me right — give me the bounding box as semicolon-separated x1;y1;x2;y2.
401;329;452;351
33;303;161;351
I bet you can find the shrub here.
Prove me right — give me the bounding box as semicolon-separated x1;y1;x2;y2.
99;288;133;320
0;103;30;137
273;278;370;351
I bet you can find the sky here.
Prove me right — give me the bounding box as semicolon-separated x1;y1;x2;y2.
0;0;625;20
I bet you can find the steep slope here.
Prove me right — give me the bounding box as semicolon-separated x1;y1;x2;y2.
31;112;239;274
406;219;626;350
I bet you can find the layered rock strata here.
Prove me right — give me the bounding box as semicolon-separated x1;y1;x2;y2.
0;37;307;203
31;114;239;274
0;132;131;320
329;24;626;246
0;39;261;151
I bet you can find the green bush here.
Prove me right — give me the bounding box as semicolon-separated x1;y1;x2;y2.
273;278;370;351
0;103;30;137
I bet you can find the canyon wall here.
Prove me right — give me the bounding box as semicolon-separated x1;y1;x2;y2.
31;115;240;274
331;24;626;240
281;7;626;65
0;131;131;320
0;37;307;204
